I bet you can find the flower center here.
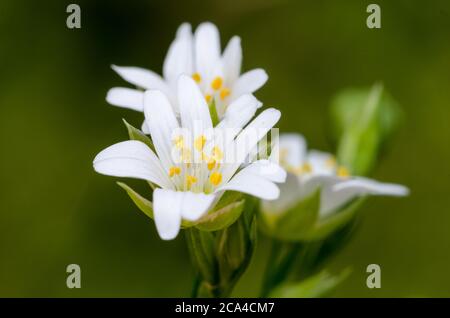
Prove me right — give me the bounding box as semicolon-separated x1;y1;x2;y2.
168;134;226;193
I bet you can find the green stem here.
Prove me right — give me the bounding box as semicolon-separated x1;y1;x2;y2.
260;241;301;297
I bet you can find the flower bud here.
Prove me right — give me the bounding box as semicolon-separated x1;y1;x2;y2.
329;83;402;176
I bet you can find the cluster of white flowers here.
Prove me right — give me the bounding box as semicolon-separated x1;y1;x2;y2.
94;23;282;240
93;22;408;241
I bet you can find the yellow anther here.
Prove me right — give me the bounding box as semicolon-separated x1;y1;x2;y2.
200;152;209;161
210;171;222;186
211;146;223;160
205;94;212;103
173;135;184;149
192;72;201;83
207;159;216;171
195;135;207;151
211;76;223;90
181;147;192;163
337;166;350;178
219;88;230;100
302;162;312;173
186;175;197;188
169;166;181;177
325;156;337;168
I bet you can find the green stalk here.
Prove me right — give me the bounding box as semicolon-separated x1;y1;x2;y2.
260;241;301;297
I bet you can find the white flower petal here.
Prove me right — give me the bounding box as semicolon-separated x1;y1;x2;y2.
93;140;173;189
261;172;302;214
231;69;268;99
177;75;212;131
153;189;183;240
217;169;280;200
222;36;242;84
218;94;262;130
180;192;216;221
301;175;339;201
106;87;144;111
111;65;170;93
194;22;221;78
277;133;307;167
321;177;409;216
239;160;286;183
143;90;180;171
176;22;192;38
307;150;336;175
163;23;193;84
141;120;150;134
223;108;281;181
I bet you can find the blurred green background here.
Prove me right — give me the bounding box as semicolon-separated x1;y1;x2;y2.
1;0;449;297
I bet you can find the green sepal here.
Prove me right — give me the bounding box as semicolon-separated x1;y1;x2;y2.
117;182;153;219
259;189;321;241
269;269;351;298
185;229;217;286
194;199;245;232
214;198;258;296
302;197;366;241
122;119;155;150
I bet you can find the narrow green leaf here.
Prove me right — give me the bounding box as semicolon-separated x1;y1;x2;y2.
117;182;153;219
122;119;155;150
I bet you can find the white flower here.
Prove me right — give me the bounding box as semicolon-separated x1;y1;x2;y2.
94;76;284;240
106;22;267;124
262;133;409;217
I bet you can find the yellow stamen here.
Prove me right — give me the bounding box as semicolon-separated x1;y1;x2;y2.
207;159;216;171
173;135;184;149
181;147;192;163
219;88;230;100
210;172;222;186
194;135;207;152
169;166;181;177
201;152;209;161
192;72;201;83
337;166;350;178
302;162;312;173
211;146;223;161
211;76;223;90
186;175;197;188
205;94;212;103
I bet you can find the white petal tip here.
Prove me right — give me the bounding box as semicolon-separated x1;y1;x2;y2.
157;229;180;241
